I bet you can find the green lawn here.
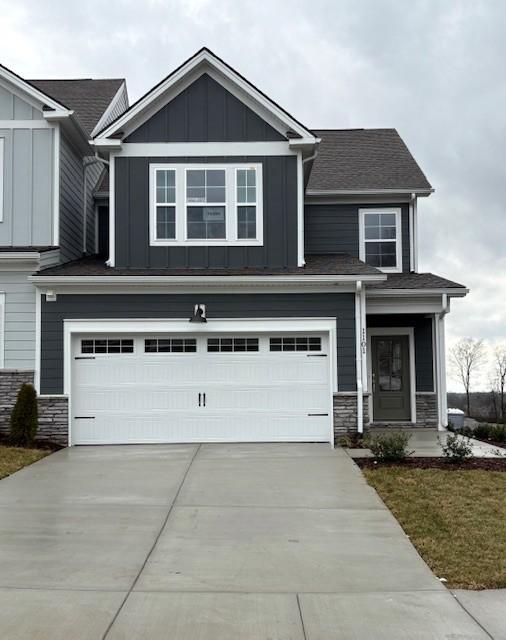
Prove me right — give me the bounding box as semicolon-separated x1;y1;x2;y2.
363;467;506;589
0;445;49;480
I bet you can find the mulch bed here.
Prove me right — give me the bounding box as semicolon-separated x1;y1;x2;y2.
0;435;63;452
470;437;506;449
355;457;506;471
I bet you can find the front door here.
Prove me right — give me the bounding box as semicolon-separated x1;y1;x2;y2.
371;335;411;421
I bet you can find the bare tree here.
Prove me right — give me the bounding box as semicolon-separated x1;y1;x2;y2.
450;338;487;417
493;345;506;422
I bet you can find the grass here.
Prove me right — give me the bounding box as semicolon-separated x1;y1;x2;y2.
363;467;506;589
0;445;49;480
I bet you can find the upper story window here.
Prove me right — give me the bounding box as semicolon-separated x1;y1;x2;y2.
359;208;402;273
150;163;263;246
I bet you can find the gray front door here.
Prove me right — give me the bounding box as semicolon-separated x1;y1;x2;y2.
371;335;411;421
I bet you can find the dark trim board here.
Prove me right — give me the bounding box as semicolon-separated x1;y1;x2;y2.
40;292;357;394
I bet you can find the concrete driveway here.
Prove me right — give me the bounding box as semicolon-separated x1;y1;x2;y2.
0;444;492;639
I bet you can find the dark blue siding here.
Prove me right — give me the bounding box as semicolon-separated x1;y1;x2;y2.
125;74;286;143
40;293;356;394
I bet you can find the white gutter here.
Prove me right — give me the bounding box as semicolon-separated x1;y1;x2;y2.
409;193;415;272
306;188;434;197
355;281;364;434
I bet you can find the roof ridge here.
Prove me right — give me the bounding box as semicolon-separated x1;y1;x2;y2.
28;78;125;82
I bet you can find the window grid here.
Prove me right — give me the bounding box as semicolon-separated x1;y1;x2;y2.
154;169;176;240
207;338;259;352
144;338;197;353
360;209;401;271
81;339;134;354
270;337;322;352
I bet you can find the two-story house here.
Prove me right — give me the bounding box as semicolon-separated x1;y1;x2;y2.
14;48;468;446
0;63;128;435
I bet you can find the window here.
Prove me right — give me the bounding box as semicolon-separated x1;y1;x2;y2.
0;138;4;223
207;337;259;352
81;339;134;354
150;164;263;246
145;338;197;353
154;169;176;240
359;209;402;272
270;336;322;352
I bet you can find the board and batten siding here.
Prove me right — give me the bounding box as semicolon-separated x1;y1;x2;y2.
59;134;103;261
115;155;298;269
304;203;411;273
0;127;54;246
0;84;43;120
40;292;357;394
125;74;285;143
367;314;434;392
1;270;36;369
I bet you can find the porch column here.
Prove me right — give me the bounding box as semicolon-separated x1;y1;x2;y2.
434;310;448;430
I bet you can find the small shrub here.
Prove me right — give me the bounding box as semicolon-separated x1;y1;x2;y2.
473;423;492;440
367;432;412;462
337;434;353;448
440;434;473;462
447;421;455;432
460;426;474;438
10;383;38;447
490;424;506;443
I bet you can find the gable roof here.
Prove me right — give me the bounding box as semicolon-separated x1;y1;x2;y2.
29;78;125;137
307;129;432;194
94;48;317;145
0;62;70;114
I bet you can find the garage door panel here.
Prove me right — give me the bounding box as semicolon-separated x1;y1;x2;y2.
71;332;332;445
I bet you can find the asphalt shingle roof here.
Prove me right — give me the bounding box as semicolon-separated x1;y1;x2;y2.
35;254;382;277
370;272;466;289
28;78;125;136
308;129;432;193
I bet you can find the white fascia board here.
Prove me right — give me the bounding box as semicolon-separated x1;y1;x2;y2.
0;69;69;115
92;138;123;150
306;188;434;197
29;273;386;287
43;109;74;121
95;50;316;143
367;288;469;297
114;141;294;157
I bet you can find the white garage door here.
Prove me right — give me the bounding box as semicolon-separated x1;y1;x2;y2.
71;332;331;444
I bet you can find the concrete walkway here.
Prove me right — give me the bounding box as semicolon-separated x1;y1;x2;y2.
0;444;496;639
347;428;506;458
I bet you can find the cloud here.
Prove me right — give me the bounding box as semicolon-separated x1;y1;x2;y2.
1;0;504;390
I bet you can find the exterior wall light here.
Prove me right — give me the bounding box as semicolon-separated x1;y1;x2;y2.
189;304;207;323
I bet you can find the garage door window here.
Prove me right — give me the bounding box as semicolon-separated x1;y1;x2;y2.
81;339;134;354
270;337;322;352
145;338;197;353
207;338;259;352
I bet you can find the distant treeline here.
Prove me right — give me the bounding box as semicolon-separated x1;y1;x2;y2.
447;392;504;422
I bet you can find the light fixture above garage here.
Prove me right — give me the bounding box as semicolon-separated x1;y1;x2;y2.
189;304;207;323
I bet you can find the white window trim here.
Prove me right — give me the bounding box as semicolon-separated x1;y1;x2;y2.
359;208;402;274
0;292;5;368
149;163;263;247
0;138;4;223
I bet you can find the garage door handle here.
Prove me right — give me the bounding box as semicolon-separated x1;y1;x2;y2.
308;413;329;417
74;416;95;419
75;356;96;360
307;354;327;357
203;393;206;407
198;393;201;407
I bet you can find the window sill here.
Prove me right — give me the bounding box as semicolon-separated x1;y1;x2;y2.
150;239;264;247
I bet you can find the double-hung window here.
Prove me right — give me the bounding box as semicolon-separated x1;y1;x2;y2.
359;208;402;272
150;163;262;246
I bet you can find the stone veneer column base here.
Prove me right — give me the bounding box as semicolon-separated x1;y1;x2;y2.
37;396;69;446
415;393;438;426
333;393;370;440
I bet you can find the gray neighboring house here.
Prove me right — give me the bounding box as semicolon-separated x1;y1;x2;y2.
23;48;467;446
0;64;128;436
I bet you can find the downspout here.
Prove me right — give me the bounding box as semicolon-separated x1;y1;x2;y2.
355;281;364;434
409;193;416;272
436;294;450;430
82;155;110;255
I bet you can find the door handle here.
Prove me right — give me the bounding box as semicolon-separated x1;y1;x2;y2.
372;373;376;392
198;393;201;407
203;393;206;407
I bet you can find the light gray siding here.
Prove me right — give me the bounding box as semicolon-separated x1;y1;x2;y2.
0;84;43;120
1;269;36;369
0;127;54;246
304;203;411;273
40;292;357;394
95;83;128;133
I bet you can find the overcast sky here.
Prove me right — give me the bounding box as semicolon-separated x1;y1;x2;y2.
1;0;504;390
